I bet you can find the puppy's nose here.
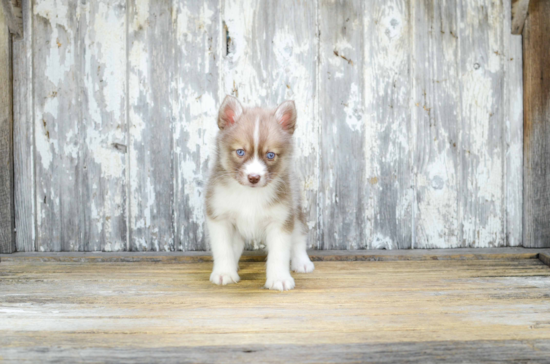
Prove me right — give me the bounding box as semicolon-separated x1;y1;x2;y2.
248;174;261;184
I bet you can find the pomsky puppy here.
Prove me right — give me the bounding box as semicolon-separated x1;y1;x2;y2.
205;95;314;291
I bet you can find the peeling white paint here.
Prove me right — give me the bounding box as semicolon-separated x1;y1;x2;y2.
93;3;126;116
34;1;75;86
416;151;459;247
344;83;363;132
21;0;523;251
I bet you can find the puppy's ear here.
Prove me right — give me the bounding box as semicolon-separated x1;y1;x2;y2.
218;95;243;129
274;100;297;134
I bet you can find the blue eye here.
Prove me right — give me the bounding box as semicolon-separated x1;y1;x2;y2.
266;152;276;160
236;149;245;156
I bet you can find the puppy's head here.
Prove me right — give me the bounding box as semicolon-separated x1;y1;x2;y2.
216;95;297;188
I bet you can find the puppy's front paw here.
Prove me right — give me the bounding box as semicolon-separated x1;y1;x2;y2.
291;258;315;273
265;275;295;291
210;270;240;286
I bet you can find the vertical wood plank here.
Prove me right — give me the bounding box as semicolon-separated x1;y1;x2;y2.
172;0;220;251
13;0;34;251
523;0;550;248
503;0;523;246
128;0;175;251
33;0;80;251
458;0;506;247
318;0;366;249
363;0;412;249
411;0;460;248
0;3;15;253
222;0;318;250
79;0;128;251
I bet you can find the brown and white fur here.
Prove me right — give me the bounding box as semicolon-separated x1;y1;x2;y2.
205;95;314;291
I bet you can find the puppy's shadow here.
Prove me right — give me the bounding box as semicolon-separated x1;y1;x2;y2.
236;260;267;283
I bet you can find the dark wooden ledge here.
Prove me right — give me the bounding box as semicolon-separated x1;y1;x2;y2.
1;247;549;265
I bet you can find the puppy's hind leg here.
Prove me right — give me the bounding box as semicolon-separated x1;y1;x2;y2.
291;222;315;273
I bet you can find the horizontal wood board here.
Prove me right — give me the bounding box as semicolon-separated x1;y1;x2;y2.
3;341;550;363
1;256;550;362
2;247;549;263
12;0;524;251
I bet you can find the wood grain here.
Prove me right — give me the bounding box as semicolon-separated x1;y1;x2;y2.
0;3;15;253
511;0;530;35
33;0;81;251
411;0;460;248
504;0;524;247
458;0;507;248
79;0;128;251
172;0;220;251
1;257;550;362
318;0;367;249
2;340;550;364
127;0;175;251
363;0;412;249
523;0;550;248
1;0;22;37
12;0;33;252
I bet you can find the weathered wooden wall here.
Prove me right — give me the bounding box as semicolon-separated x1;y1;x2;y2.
12;0;524;252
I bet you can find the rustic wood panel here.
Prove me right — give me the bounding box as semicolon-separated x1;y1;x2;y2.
523;0;550;248
318;0;367;249
222;0;318;249
0;3;15;253
458;0;507;248
79;0;128;251
33;0;81;251
504;0;524;247
12;0;33;252
363;0;412;249
32;0;128;252
412;0;519;249
12;0;525;251
127;0;175;251
1;258;550;362
411;0;460;248
172;0;220;251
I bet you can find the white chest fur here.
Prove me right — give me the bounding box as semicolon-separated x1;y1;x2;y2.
210;179;290;241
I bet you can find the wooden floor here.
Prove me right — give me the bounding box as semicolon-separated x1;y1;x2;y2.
1;249;550;363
